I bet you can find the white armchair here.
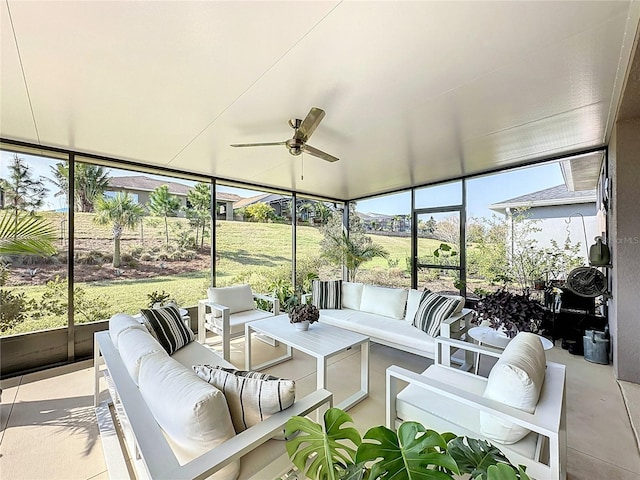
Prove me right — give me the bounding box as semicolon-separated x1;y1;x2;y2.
386;335;567;480
198;284;280;361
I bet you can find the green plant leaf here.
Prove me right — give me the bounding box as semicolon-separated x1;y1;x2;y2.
356;422;459;479
285;408;362;480
447;437;511;479
486;463;530;480
0;210;57;256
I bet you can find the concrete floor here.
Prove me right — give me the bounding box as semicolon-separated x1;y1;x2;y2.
1;336;639;480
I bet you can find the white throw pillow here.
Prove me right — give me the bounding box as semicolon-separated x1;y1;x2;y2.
117;327;166;385
341;282;364;310
138;352;238;480
480;332;547;444
359;285;408;320
193;365;296;434
108;313;147;349
207;284;255;318
404;289;423;322
442;294;465;314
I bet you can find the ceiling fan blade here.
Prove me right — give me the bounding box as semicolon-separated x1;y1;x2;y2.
297;107;326;141
230;141;286;147
303;144;339;163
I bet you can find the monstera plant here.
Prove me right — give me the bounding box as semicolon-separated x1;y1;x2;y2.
285;408;530;480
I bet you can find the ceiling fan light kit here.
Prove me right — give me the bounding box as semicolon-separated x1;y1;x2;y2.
231;107;339;163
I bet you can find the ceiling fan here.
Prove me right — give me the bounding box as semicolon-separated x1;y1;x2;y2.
231;107;339;163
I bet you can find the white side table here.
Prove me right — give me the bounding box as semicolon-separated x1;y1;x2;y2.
468;326;553;374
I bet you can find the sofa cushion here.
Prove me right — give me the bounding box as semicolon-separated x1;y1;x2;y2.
342;282;364;310
207;284;255;317
141;306;195;355
359;285;408;319
109;313;147;349
480;332;546;444
312;280;342;309
193;365;296;434
412;291;464;336
138;352;238;480
404;289;423;323
117;327;166;385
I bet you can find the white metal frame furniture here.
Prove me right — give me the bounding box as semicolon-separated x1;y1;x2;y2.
386;337;567;480
468;326;554;374
94;330;332;480
198;290;280;362
245;314;370;413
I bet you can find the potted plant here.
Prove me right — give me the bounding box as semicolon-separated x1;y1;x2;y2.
285;407;530;480
475;288;549;338
146;290;172;309
288;303;319;331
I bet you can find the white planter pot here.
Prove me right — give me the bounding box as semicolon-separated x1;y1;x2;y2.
294;320;310;331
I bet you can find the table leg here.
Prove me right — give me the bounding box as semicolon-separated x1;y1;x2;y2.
474;341;482;375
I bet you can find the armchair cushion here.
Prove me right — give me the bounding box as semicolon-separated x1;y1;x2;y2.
207;309;274;335
412;291;464;336
141;306;195;355
360;284;408;319
138;352;238;480
480;332;546;444
207;284;255;317
342;282;364;310
193;365;296;434
312;279;342;309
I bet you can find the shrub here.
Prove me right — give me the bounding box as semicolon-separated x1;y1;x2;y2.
0;289;29;332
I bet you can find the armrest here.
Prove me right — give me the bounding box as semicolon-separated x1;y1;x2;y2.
253;293;280;315
301;293;312;305
440;309;473;339
386;365;561;438
181;389;333;479
197;299;230;344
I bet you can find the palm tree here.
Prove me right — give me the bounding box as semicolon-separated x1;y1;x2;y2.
324;232;388;282
50;162;110;212
94;193;145;267
147;185;181;246
0;210;57;257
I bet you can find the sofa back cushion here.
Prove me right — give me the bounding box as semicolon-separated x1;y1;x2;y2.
193;365;296;434
480;332;547;444
404;289;423;323
138;352;238;480
341;282;364;310
312;280;342;309
117;327;166;385
359;285;408;319
207;284;255;317
141;306;195;355
109;313;147;349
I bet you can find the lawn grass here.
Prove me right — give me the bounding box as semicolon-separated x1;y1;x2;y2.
3;216;450;335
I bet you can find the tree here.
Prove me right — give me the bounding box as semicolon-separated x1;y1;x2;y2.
50;162;110;212
245;202;275;222
313;202;332;225
0;154;48;216
0;210;57;257
320;203;388;281
94;193;145;267
185;182;211;248
147;185;181;246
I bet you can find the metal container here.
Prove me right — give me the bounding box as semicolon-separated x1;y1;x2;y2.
583;330;609;364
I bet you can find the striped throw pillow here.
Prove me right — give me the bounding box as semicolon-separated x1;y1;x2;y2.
412;290;463;337
312;280;342;309
140;306;195;354
193;365;296;433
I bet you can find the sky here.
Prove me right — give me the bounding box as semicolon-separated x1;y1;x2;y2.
2;149;565;219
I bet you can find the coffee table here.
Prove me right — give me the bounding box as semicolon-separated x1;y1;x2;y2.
245;314;369;412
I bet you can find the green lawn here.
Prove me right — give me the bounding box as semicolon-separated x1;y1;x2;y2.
3;217;448;335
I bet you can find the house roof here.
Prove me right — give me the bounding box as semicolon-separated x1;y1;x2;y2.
233;193;288;209
108;176;242;202
489;184;597;212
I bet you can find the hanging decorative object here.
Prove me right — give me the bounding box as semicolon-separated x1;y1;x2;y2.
566;266;608;297
588;236;611;266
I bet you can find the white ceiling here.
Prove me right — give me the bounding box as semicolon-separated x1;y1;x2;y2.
2;1;639;200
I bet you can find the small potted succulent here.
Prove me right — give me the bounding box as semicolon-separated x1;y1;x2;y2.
289;304;320;331
147;290;173;309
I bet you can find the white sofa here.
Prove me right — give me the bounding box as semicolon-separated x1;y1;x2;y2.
306;282;474;368
94;313;332;480
387;335;567;480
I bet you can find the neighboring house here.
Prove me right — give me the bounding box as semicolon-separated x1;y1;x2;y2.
490;184;603;262
359;212;411;233
233;193;291;219
106;176;240;220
